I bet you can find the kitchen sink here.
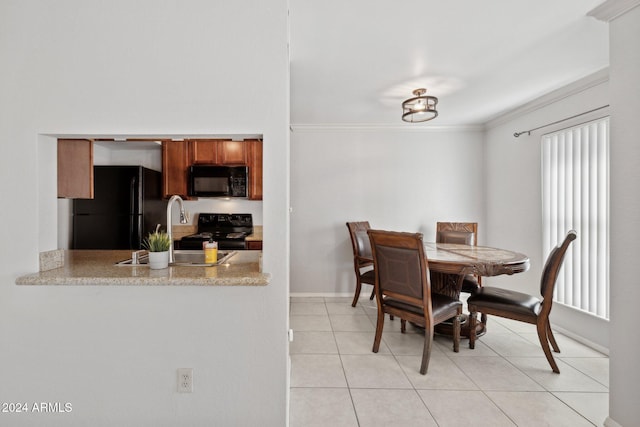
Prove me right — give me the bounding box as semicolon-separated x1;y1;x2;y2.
116;250;236;267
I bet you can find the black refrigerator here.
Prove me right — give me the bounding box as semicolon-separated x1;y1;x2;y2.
72;166;167;249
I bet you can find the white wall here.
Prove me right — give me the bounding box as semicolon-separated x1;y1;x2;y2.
484;70;610;350
94;143;163;172
181;199;263;226
0;1;289;426
607;4;640;426
290;126;484;294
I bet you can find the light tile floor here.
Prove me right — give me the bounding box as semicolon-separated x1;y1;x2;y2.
290;296;609;427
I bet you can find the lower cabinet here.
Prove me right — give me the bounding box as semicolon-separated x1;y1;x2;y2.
246;240;263;250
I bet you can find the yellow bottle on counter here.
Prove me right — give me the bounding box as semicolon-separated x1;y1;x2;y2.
204;240;218;264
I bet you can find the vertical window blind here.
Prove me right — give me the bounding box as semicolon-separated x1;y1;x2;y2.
541;117;609;319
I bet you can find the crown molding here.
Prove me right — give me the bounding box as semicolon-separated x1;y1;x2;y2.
289;123;484;133
588;0;640;22
485;68;609;129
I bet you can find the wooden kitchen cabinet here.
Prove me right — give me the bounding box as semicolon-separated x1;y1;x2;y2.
218;140;247;165
246;240;263;250
162;138;261;200
58;138;94;199
190;139;247;165
162;140;191;198
190;139;218;164
246;139;263;200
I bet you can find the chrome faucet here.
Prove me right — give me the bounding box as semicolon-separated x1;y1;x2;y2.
167;195;189;263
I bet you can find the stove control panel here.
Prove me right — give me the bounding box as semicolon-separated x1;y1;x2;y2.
196;213;253;233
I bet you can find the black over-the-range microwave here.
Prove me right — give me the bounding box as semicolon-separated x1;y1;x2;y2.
188;165;248;197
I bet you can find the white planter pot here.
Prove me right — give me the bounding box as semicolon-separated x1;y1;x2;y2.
148;251;169;269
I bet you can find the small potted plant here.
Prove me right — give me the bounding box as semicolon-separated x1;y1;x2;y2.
143;225;172;269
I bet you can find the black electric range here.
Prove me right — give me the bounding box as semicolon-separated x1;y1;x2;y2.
176;213;253;250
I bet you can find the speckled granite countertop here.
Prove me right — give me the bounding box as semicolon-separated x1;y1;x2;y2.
16;250;269;286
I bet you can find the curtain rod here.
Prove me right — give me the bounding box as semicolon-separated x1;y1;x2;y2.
513;105;610;137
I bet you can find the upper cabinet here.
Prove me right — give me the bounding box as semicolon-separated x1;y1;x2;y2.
190;139;216;164
218;140;247;165
162;140;191;199
191;139;247;165
247;139;263;200
162;138;262;200
58;139;94;199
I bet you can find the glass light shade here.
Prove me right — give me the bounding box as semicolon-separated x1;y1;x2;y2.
402;89;438;123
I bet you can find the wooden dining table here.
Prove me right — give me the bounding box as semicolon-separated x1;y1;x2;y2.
423;242;530;337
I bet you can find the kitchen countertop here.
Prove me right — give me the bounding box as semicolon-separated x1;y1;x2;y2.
16;250;269;286
245;225;262;242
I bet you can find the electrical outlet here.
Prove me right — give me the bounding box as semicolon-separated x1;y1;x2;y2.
177;368;193;393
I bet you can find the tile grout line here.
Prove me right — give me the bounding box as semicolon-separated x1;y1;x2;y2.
449;323;605;427
548;391;602;427
325;297;362;427
506;327;605;426
363;299;463;426
554;356;610;389
437;334;519;425
289;297;609;426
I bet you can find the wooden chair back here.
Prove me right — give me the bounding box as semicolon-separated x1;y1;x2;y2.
538;230;578;318
346;221;373;267
436;222;481;288
346;221;376;306
436;222;478;245
368;229;462;374
367;230;429;307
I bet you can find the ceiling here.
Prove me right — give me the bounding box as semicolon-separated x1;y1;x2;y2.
289;0;609;127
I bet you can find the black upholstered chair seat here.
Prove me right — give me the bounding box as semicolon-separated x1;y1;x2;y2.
384;293;462;319
360;269;376;285
467;287;541;318
461;275;480;293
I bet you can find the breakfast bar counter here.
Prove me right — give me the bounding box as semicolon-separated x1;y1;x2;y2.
16;250;269;286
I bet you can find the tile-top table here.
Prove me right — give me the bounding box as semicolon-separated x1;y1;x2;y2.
424;242;529;295
423;242;529;337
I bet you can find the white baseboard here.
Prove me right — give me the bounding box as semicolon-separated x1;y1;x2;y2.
290;292;355;298
603;416;622;427
552;324;610;356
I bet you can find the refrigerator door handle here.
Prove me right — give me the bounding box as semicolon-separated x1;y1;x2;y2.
130;176;138;248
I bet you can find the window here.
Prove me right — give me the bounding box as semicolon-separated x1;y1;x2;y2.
541;117;609;319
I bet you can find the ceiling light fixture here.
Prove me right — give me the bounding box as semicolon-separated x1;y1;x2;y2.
402;88;438;123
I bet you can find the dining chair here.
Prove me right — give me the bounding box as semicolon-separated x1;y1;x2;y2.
436;221;486;332
436;222;481;294
467;230;577;373
346;221;376;307
368;229;462;374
